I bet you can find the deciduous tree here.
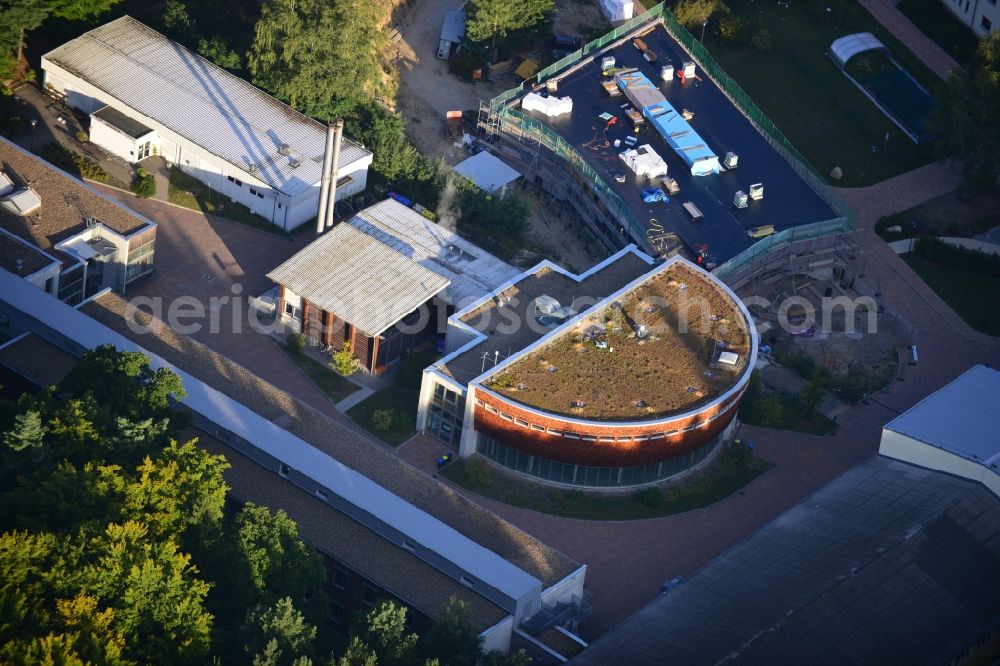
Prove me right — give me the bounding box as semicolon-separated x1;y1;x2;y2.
930;32;1000;192
465;0;554;61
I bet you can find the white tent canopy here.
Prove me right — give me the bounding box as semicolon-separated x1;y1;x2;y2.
521;92;573;117
453;151;521;194
619;144;668;179
828;32;887;69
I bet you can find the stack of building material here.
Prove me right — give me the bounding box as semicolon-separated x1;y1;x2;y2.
614;68;720;176
620;144;668;178
521;92;573;117
600;0;634;21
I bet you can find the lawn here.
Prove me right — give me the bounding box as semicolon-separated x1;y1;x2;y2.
774;396;838;435
698;0;939;186
284;348;359;403
346;350;436;446
902;253;1000;336
167;168;288;235
347;387;420;447
897;0;981;64
441;444;772;520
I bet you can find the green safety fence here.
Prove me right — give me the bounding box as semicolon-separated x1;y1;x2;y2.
486;1;854;250
711;217;854;282
499;110;649;244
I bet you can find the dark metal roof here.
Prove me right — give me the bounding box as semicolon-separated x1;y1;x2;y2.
571;457;1000;665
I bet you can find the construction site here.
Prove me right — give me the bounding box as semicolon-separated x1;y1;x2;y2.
477;3;854;281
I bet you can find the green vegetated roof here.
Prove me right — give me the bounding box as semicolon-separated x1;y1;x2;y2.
487;263;750;420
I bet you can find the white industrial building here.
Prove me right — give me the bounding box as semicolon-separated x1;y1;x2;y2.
41;16;373;231
879;365;1000;497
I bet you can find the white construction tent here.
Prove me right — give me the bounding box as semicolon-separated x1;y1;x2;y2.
600;0;634;21
453;151;522;195
620;144;668;179
521;92;573;117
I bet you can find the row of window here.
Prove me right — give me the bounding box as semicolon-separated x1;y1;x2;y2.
474;398;722;442
477;433;719;487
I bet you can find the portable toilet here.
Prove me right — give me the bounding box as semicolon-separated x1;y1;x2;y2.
723;151;738;169
660;64;674;81
749;183;764;200
601;55;616;71
682;61;696;79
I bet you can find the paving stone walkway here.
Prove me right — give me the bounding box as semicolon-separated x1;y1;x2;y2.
858;0;962;78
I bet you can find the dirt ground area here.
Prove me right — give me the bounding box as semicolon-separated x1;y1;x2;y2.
514;191;609;272
392;0;506;161
552;0;610;38
391;0;611;272
744;274;907;398
489;264;750;419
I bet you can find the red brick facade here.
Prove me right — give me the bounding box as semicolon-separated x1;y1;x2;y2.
473;386;745;467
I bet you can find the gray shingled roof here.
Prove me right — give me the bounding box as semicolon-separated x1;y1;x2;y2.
267;221;451;337
42;16;371;196
571;458;1000;666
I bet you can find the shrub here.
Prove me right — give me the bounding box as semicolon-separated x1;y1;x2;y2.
330;342;359;376
724;438;754;470
487;373;517;389
799;380;824;410
75;130;89;143
371;408;397;432
636;487;666;509
285;332;305;353
673;0;729;28
463;459;492;488
751;397;783;426
38;144;111;183
131;168;156;198
915;236;1000;278
715;15;745;42
750;29;773;52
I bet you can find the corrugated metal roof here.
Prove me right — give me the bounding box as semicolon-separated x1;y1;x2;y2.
885;365;1000;466
42;16;371;196
349;199;520;307
267;222;451;337
0;267;543;607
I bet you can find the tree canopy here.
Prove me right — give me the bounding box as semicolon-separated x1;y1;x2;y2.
248;0;390;120
1;348;538;662
929;32;1000;192
465;0;554;59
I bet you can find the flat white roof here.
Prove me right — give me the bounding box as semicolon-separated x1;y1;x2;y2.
0;267;542;604
350;199;520;306
42;16;371;197
884;365;1000;467
453;151;521;193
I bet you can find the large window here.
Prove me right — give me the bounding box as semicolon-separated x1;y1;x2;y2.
476;434;720;488
428;382;464;448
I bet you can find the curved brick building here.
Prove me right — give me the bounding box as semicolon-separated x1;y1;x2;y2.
417;247;758;489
